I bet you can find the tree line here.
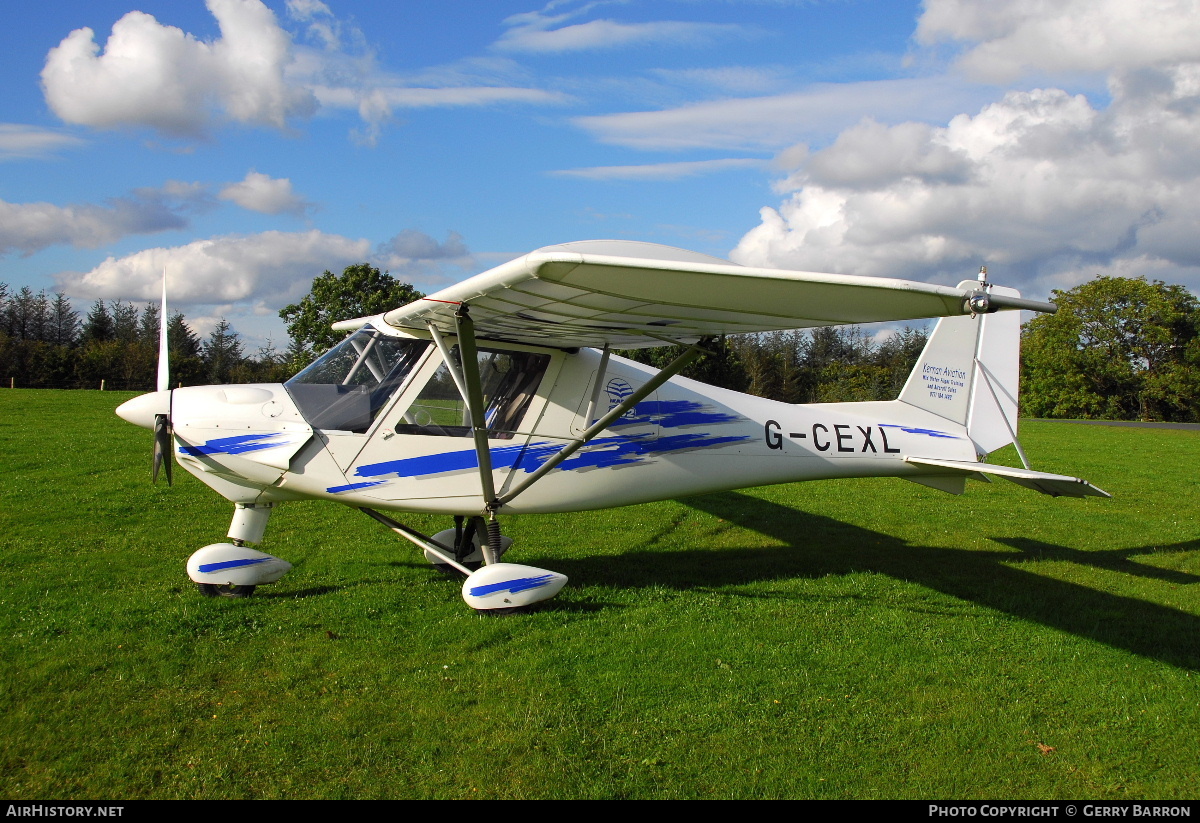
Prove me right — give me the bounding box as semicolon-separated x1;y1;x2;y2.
615;325;930;405
3;265;1198;422
0;284;292;390
620;274;1200;421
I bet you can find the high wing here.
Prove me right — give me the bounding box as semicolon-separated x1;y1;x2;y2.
335;240;1054;349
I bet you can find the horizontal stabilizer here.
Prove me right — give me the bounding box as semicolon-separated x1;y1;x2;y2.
904;457;1111;498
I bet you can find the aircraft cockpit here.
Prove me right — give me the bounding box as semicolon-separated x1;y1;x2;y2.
283;324;555;443
284;325;428;433
393;347;550;440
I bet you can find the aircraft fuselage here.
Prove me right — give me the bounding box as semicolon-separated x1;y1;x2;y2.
120;335;978;516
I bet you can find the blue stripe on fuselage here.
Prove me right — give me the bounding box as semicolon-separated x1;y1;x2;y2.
181;432;290;456
326;480;388;494
878;424;961;439
352;397;749;481
353;432;751;479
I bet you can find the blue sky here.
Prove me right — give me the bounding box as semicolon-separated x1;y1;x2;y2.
4;0;1199;348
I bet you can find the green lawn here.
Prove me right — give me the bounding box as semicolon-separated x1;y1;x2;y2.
1;389;1197;799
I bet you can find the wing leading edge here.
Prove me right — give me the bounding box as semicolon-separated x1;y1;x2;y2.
339;240;1054;349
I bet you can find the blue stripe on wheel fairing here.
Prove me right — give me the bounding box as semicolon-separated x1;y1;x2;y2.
469;574;556;597
198;557;273;573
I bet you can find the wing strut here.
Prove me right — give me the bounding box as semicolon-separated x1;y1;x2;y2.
436;306;508;565
453;305;498;506
582;344;611;431
495;341;704;507
427;308;702;529
425;321;474;410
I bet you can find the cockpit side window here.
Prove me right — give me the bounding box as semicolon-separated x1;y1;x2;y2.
394;347;550;440
284;326;429;433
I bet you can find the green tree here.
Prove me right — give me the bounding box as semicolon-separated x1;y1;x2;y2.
616;335;746;393
138;302;161;346
166;312;205;387
48;294;81;347
7;287;50;341
280;264;424;366
82;300;114;344
1022;276;1200;421
243;338;293;383
203;318;245;384
111;300;139;343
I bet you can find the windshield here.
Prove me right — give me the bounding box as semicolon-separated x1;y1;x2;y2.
285;326;429;433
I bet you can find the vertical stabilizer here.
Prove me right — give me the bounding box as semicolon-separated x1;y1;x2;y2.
898;281;1022;457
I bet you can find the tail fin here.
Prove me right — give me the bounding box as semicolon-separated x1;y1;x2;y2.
898;281;1021;457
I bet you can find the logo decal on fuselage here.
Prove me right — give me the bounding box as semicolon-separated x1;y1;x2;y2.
606;378;637;419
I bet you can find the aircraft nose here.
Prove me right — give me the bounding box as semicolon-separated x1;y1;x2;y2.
115;390;171;429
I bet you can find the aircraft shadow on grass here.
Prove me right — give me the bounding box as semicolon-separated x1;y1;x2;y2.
530;491;1200;671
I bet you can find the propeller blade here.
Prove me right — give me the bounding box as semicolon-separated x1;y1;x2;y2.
157;270;170;393
153;413;173;486
153;270;174;486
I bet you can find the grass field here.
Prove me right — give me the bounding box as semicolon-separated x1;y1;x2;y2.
1;388;1198;799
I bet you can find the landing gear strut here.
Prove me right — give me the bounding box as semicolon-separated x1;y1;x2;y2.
185;503;292;597
359;508;566;612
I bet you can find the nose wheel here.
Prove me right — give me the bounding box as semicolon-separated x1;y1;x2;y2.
187;540;292;598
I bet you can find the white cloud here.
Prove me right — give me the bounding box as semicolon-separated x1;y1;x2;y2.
40;0;565;143
726;1;1200;299
374;230;474;279
552;158;763;180
0;124;85;160
57;228;477;310
573;76;997;150
312;84;568;110
377;230;469;262
286;9;571;146
495;16;750;53
286;0;332;21
732;73;1200;295
41;0;316;137
59;230;371;305
918;0;1200;83
0;184;208;256
648;66;790;95
219;171;309;215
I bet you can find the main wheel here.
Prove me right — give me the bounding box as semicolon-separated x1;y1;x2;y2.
432;560;483;577
196;582;257;598
473;606;528;616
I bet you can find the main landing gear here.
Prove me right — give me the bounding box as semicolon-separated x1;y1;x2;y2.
184;503;567;613
359;508;567;613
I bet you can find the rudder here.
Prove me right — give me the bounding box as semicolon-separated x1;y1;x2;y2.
898;281;1021;457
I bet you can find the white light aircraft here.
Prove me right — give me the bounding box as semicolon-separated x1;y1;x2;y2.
116;240;1108;612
